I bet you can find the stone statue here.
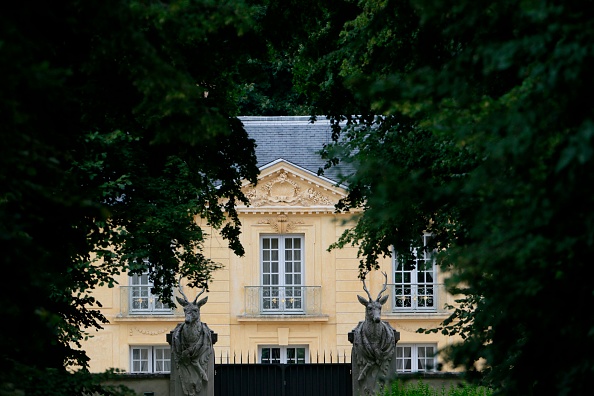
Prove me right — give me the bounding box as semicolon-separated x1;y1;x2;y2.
350;272;398;396
170;281;214;396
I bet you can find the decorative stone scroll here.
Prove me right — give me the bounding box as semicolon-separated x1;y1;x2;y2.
349;272;399;396
258;214;305;233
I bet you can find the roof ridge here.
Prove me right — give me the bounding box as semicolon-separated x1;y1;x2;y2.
238;116;331;125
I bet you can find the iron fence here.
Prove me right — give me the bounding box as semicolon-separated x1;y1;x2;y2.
214;353;352;396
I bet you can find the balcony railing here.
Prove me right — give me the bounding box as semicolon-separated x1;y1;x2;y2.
244;286;322;315
118;286;185;317
385;283;451;313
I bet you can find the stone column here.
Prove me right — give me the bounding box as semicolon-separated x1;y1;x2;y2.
167;328;217;396
349;326;400;396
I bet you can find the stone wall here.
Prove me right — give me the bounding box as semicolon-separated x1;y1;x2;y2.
104;372;467;396
103;373;169;396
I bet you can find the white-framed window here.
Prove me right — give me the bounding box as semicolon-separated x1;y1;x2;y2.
396;344;437;372
129;269;172;314
130;345;171;373
393;234;436;311
261;235;304;313
259;345;308;364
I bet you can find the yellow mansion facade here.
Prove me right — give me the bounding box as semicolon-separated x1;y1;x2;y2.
81;117;458;375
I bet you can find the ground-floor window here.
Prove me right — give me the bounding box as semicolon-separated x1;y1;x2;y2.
130;345;171;373
396;344;437;372
259;345;308;364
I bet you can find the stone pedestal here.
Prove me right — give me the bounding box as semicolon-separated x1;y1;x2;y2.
349;327;400;396
167;329;217;396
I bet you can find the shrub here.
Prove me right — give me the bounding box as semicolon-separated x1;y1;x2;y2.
381;380;493;396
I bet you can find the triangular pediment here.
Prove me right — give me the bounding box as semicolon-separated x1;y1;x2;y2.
238;160;348;213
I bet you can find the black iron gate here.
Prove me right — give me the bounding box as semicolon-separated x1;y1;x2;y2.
214;363;352;396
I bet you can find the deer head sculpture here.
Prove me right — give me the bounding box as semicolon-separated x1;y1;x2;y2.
176;277;208;325
357;271;389;325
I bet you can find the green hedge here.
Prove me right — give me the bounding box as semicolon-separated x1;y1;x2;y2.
381;380;493;396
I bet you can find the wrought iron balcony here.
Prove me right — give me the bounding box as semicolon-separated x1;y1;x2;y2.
118;286;184;317
244;286;322;315
385;283;451;313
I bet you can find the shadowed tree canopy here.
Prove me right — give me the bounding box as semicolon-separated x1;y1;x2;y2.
262;0;594;395
1;0;262;393
4;0;594;395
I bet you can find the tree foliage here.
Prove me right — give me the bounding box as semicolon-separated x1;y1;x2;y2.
1;0;260;393
272;0;594;394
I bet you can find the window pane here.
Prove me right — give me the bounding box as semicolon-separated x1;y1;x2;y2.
287;348;296;364
397;346;411;358
418;272;426;283
262;348;270;363
297;348;305;364
293;238;301;249
271;348;281;363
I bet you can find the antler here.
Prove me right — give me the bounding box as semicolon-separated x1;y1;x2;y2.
178;275;190;302
376;271;388;301
193;287;206;304
179;275;207;304
361;273;373;301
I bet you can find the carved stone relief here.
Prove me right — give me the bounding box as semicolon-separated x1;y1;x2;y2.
245;170;335;207
133;327;170;336
258;214;305;233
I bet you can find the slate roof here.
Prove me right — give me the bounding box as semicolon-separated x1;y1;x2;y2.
239;116;349;184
